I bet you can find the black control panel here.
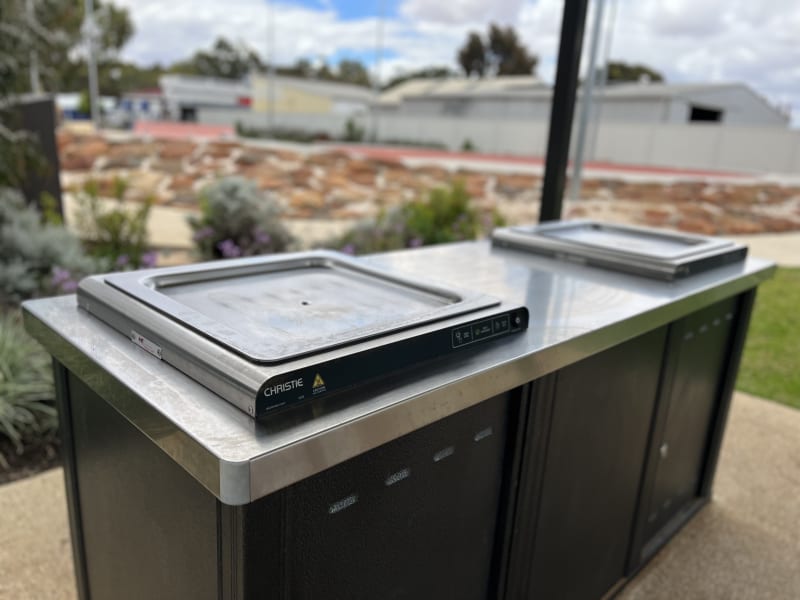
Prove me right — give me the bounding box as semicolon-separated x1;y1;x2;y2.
256;307;529;418
452;313;518;348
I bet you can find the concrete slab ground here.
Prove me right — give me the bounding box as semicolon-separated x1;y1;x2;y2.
730;232;800;268
1;391;798;599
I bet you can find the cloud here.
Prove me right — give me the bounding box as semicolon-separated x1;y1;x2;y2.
112;0;800;125
399;0;525;25
115;0;396;66
613;0;800;121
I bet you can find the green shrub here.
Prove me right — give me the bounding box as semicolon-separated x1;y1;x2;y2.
235;122;331;143
0;188;101;305
77;90;92;117
332;181;504;254
74;178;156;270
343;118;365;142
188;177;295;260
376;138;448;150
461;138;476;152
0;311;56;460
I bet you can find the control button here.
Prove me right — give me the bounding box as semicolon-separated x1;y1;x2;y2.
452;325;473;347
472;321;493;340
493;315;510;334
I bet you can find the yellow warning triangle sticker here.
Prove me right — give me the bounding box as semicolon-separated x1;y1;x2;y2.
313;373;325;389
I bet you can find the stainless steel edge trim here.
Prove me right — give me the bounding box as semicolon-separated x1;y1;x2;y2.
22;305;227;501
218;459;252;506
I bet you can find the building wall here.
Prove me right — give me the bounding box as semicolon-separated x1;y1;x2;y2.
680;87;789;126
251;79;333;114
588;98;671;124
160;75;249;110
198;107;356;137
198;105;800;174
373;114;800;173
389;87;788;128
584;121;800;173
666;99;690;124
374;114;550;155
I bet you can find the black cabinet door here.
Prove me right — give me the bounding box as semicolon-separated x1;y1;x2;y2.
636;296;739;557
236;392;523;600
520;328;666;600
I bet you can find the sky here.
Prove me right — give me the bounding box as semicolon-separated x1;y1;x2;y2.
112;0;799;125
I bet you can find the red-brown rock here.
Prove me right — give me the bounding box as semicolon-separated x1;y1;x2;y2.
495;173;537;196
169;174;196;192
642;208;672;227
289;188;325;210
676;217;716;236
157;140;196;160
60;138;109;170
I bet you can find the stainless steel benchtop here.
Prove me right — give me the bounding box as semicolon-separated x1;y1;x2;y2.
23;241;775;505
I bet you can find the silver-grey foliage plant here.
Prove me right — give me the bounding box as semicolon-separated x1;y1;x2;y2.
188;177;295;260
0;312;56;458
0;188;103;305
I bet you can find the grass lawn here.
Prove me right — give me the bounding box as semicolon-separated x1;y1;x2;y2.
737;267;800;409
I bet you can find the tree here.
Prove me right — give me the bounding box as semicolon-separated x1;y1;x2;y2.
337;60;370;87
169;37;265;80
276;59;314;79
0;0;134;94
605;61;664;84
384;67;454;91
457;25;537;77
488;24;537;76
316;63;335;81
458;32;486;77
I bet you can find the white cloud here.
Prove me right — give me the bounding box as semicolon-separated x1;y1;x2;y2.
399;0;525;25
112;0;800;125
611;0;800;121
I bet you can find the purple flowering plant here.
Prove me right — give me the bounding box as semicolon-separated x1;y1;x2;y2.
188;177;295;260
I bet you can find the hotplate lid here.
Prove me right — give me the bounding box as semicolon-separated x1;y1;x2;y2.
101;250;500;364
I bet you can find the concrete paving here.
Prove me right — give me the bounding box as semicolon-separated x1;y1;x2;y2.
730;232;800;268
1;391;799;599
620;391;800;599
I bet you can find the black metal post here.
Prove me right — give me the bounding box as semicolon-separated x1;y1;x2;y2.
539;0;590;222
17;96;64;216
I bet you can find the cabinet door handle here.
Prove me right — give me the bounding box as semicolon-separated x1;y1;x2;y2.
659;442;669;459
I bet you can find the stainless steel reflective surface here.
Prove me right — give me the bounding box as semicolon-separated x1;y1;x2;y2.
23;241;774;505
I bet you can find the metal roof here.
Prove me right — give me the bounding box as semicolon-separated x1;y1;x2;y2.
379;79;759;104
379;75;546;105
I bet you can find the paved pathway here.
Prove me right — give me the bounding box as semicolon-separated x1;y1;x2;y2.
133;121;234;140
729;232;800;268
2;392;799;599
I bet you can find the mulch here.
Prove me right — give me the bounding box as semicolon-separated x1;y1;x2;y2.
0;436;62;486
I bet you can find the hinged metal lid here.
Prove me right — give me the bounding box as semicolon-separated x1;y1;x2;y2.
103;250;499;364
492;220;747;280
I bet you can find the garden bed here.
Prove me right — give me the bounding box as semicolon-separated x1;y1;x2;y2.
0;437;61;485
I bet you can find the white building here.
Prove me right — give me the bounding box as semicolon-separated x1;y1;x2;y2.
159;75;252;122
377;79;790;128
156;73;372;135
